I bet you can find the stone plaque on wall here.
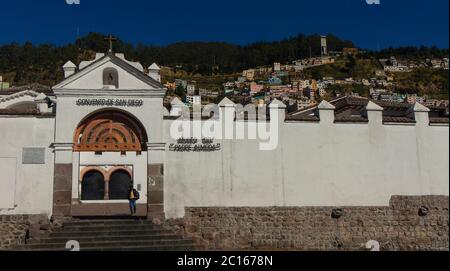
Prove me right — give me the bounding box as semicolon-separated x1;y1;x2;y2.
22;148;46;165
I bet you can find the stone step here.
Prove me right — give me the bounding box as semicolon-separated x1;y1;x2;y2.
18;244;197;251
23;239;195;250
16;218;199;252
28;233;183;244
63;219;154;227
54;224;163;232
49;229;173;238
88;245;198;251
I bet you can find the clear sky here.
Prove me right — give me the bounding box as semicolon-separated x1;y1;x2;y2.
1;0;448;49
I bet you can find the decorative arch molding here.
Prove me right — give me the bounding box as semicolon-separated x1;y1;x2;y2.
0;90;40;109
80;166;133;182
105;166;133;182
79;166;134;201
79;166;108;182
73;109;148;152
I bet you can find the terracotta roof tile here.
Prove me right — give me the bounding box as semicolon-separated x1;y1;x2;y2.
0;108;39;116
383;116;416;124
287;95;448;124
335;116;369;123
285;115;320;122
1;83;52;95
429;117;449;124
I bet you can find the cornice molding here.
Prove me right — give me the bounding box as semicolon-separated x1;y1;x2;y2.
53;89;167;98
146;142;166;151
51;142;74;151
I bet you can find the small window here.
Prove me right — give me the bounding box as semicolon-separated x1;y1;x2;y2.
103;68;119;89
95;151;103;156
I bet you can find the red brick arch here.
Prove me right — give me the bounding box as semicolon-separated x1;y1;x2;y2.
79;166;133;182
79;166;108;182
105;166;133;181
73;109;148;152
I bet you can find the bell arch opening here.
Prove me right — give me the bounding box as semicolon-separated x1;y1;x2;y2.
73;109;148;152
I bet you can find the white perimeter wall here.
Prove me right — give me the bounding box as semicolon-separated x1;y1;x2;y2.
1;109;448;219
0;117;55;216
164;119;449;218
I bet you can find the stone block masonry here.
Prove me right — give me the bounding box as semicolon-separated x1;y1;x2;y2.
0;215;50;250
147;164;165;219
165;196;449;251
52;164;72;218
2;196;447;251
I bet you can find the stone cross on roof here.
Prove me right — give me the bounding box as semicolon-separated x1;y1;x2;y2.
104;34;117;54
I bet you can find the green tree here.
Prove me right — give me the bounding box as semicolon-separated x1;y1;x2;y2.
174;84;186;102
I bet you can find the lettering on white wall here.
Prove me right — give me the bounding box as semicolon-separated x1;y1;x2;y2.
169;138;221;152
75;99;143;107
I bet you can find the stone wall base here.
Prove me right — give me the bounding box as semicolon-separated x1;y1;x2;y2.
52;164;73;219
164;196;449;251
0;215;51;250
148;164;165;219
3;196;448;251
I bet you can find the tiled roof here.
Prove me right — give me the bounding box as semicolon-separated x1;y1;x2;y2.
335;116;368;123
285;114;320;122
163;114;216;121
0;108;55;117
430;117;449;124
0;108;39;116
383;116;416;124
287;96;448;124
0;83;52;95
54;54;164;90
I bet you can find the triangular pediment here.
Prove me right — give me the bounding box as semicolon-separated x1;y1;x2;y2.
0;90;41;109
53;54;164;91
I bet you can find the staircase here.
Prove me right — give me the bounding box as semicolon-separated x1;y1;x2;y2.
16;218;198;251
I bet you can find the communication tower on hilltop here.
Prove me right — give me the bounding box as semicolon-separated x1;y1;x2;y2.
321;35;328;57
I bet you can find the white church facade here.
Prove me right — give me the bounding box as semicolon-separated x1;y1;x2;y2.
0;51;449;221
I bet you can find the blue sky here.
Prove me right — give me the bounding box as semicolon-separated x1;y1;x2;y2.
1;0;448;49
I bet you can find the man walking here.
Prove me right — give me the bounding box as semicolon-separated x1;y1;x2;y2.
128;185;139;215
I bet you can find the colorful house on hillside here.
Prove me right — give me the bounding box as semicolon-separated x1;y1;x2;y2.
0;76;10;91
250;82;264;95
267;76;282;85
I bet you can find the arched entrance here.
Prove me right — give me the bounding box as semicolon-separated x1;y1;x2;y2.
74;109;148;152
70;109;149;217
109;170;132;200
81;170;105;200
